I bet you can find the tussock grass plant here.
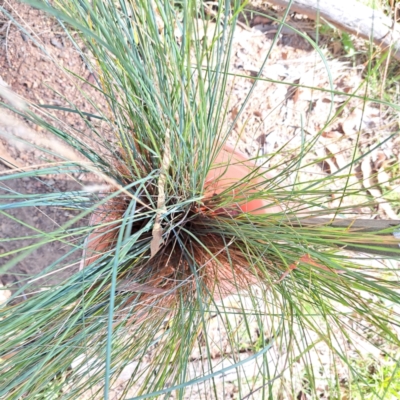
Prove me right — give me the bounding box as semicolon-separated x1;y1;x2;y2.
0;0;400;398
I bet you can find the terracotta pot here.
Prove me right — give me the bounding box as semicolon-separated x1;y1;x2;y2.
204;144;281;215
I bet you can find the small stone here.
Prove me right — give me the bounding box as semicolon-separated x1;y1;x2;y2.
50;38;63;49
0;283;11;306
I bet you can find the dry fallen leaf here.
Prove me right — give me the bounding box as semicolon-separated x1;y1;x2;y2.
315;144;337;175
361;154;398;219
373;152;391;188
322;131;342;139
325;142;347;170
150;129;171;259
342;109;363;136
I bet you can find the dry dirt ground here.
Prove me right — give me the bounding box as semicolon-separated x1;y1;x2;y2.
0;1;110;289
1;1;400;399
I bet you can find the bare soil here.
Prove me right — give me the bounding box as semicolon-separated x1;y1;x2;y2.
0;1;105;290
0;164;84;293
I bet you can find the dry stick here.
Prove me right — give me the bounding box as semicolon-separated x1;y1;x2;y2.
290;217;400;257
274;218;400;282
266;0;400;60
294;217;400;231
5;21;12;68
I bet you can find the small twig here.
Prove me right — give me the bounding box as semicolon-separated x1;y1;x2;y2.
267;0;400;60
288;218;400;257
274;263;297;283
5;21;12;68
291;217;400;232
